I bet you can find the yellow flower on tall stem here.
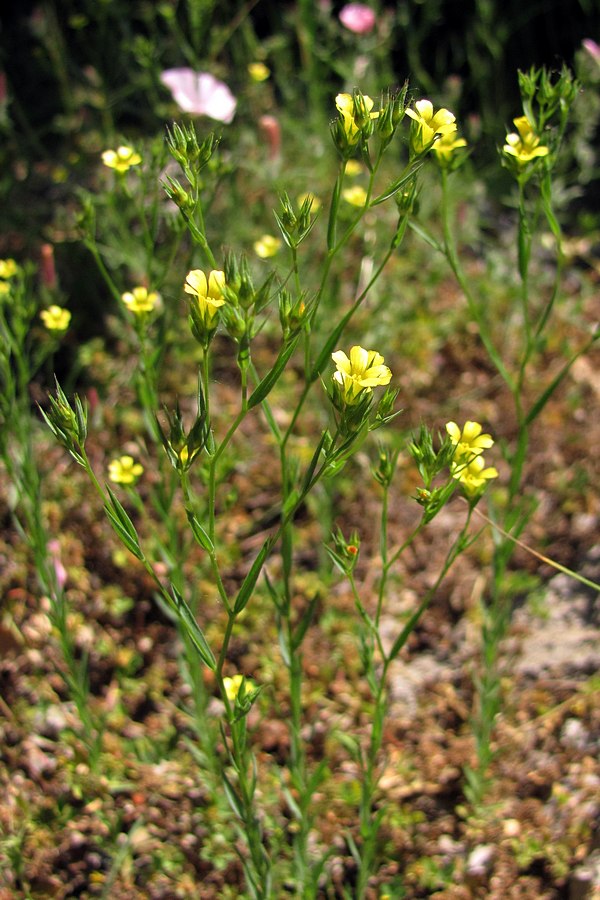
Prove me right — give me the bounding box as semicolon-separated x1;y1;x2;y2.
40;305;71;332
223;674;255;702
342;185;368;207
332;345;392;404
108;455;144;485
503;115;549;166
446;421;494;463
0;259;18;279
451;455;498;496
432;131;467;164
253;235;281;258
184;269;226;329
248;62;270;82
405;99;457;156
102;146;142;173
121;286;159;315
335;92;378;145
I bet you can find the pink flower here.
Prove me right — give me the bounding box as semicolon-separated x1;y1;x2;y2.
582;39;600;64
339;3;376;34
160;69;237;123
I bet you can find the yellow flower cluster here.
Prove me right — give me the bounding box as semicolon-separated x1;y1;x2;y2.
503;115;549;166
108;455;144;485
446;421;498;497
332;345;392;405
40;305;71;332
102;146;142;173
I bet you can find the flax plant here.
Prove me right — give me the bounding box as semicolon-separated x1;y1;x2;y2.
41;75;577;894
0;261;102;765
327;422;498;897
411;66;598;805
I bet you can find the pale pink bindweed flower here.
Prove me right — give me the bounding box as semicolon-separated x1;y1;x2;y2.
582;39;600;64
339;3;376;34
160;69;237;123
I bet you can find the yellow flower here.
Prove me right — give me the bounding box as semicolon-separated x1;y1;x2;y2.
451;455;498;496
432;131;467;163
121;286;159;315
405;99;457;156
446;421;494;463
101;146;142;173
342;185;368;207
40;305;71;332
0;259;18;279
253;234;281;258
345;160;363;177
223;674;255;702
184;268;226;329
503;115;549;165
336;92;378;145
248;62;270;82
108;455;144;485
0;282;10;296
332;345;392;404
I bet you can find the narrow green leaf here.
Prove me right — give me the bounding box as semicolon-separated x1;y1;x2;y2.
104;486;144;560
171;584;216;670
300;430;329;495
248;336;299;408
526;338;597;426
370;161;424;206
185;509;214;553
408;220;443;253
221;770;245;820
104;506;144;560
234;537;274;614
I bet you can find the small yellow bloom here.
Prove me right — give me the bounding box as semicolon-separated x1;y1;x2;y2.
248;62;270;82
342;185;368;207
253;234;281;258
0;259;18;279
101;145;142;173
432;131;467;162
121;286;159;315
503;115;549;165
405;99;457;156
108;455;144;485
223;674;255;702
446;421;494;463
451;455;498;496
345;160;363;177
0;282;10;296
184;268;226;330
332;345;392;404
40;305;71;332
336;92;378;145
